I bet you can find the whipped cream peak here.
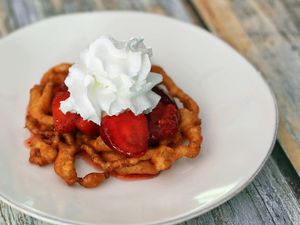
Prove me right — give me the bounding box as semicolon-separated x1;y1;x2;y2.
60;36;162;125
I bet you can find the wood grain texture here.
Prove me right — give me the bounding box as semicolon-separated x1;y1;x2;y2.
191;0;300;176
182;153;300;225
0;0;299;225
0;0;201;38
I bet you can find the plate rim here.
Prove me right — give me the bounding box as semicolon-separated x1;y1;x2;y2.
0;11;279;225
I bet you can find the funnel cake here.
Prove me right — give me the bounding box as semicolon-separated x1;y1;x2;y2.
25;63;202;188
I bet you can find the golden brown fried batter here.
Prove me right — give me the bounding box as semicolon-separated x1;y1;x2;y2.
151;65;199;115
25;63;202;188
77;134;111;152
114;161;158;175
28;83;54;126
54;143;78;185
29;136;58;166
40;63;69;86
78;172;109;188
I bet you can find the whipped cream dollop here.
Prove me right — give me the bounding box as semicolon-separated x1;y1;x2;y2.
60;36;162;125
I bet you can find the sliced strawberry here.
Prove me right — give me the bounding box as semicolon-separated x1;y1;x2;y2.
76;117;99;136
148;87;180;145
99;111;149;157
152;86;175;105
52;91;79;133
53;83;68;95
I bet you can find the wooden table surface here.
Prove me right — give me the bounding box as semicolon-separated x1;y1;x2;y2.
0;0;300;225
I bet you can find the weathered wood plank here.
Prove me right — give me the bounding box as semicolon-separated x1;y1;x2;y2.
191;0;300;176
182;156;300;225
0;0;299;225
0;201;49;225
272;142;300;202
0;0;201;35
0;0;9;36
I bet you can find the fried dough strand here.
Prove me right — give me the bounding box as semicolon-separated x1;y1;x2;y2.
77;134;111;152
114;161;158;175
28;83;54;126
29;136;58;166
151;65;199;115
54;143;78;185
78;172;109;188
41;63;70;86
25;63;202;188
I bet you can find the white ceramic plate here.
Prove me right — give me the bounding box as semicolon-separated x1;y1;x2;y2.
0;12;278;225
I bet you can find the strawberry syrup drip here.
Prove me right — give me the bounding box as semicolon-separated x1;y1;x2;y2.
24;135;34;150
78;151;103;171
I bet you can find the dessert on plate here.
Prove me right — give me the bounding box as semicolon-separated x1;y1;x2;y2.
25;36;202;188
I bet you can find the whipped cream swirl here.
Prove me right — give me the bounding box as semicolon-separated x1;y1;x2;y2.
60;36;162;125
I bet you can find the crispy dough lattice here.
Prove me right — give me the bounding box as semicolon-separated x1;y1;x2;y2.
25;63;202;188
